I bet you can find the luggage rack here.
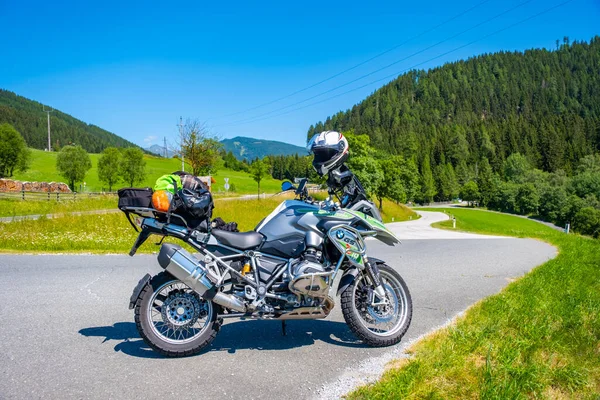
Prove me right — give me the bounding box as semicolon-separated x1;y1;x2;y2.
119;206;193;231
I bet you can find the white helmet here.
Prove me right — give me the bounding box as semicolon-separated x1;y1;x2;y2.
307;131;349;176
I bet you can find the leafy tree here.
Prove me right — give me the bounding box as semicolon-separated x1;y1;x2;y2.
570;170;600;199
375;156;407;210
538;184;567;222
97;147;122;192
515;183;540;215
460;181;480;206
559;195;585;226
504;153;531;183
56;145;91;191
345;133;383;196
398;159;420;202
576;154;600;174
180;119;222;176
498;182;519;213
119;147;146;187
0;123;30;177
250;159;269;198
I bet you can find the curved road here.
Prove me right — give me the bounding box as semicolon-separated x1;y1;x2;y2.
0;211;556;399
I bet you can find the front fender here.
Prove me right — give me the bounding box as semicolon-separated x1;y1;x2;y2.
336;257;386;296
337;267;359;296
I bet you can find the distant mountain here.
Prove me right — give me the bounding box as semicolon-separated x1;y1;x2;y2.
0;89;140;153
221;136;307;160
146;144;176;158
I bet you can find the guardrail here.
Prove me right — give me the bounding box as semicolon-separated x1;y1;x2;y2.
0;191;117;201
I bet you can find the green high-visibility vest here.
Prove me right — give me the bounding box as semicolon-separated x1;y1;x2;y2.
153;174;182;194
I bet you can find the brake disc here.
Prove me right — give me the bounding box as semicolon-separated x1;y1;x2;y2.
366;283;398;323
161;290;203;328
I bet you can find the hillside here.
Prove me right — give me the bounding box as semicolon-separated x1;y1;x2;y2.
221;136;307;160
11;149;284;194
0;90;139;153
308;37;600;175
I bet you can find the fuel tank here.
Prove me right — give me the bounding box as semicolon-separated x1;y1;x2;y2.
255;200;358;258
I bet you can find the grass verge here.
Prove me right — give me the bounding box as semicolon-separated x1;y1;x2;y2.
348;208;600;399
0;196;118;217
0;197;416;253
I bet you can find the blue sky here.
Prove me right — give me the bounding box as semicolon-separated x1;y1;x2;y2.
1;0;599;148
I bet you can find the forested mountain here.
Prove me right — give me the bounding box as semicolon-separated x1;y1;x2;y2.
308;37;600;176
221;136;307;160
0;90;139;153
146;144;176;158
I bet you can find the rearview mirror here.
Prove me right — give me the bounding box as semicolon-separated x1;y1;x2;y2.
281;181;294;191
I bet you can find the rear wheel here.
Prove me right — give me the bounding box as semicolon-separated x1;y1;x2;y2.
134;271;222;357
341;264;412;347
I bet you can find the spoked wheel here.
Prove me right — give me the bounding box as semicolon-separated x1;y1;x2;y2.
134;271;222;357
341;264;412;347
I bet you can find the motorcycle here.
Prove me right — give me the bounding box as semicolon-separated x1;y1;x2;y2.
123;179;412;357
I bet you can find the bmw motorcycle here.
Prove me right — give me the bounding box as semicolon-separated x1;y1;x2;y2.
124;179;412;357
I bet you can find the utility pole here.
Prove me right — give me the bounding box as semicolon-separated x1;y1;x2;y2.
179;117;184;171
163;136;167;158
43;106;54;151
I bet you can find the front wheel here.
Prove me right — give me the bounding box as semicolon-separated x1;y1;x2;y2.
341;264;412;347
134;271;222;357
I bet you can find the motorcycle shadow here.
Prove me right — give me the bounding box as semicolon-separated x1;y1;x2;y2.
79;319;367;359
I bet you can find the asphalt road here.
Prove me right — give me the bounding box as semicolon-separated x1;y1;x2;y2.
0;212;556;399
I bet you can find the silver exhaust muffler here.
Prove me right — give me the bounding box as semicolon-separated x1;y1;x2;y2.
157;243;246;312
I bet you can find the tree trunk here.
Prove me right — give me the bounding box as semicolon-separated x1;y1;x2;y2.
379;196;383;211
257;181;260;200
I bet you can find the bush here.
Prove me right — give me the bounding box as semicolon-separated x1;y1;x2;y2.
573;207;600;238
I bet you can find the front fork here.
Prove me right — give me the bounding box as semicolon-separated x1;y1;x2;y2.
364;260;389;306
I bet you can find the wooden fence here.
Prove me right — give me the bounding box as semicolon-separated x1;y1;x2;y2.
0;191;117;201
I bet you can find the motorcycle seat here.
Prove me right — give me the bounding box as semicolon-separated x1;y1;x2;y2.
211;229;264;250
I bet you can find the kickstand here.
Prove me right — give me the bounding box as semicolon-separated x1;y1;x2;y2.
281;320;287;336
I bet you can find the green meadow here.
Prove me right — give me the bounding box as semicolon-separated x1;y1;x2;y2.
0;196;416;252
10;148;284;194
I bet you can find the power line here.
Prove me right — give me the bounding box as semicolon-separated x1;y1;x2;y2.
218;0;574;129
210;0;493;121
215;0;534;128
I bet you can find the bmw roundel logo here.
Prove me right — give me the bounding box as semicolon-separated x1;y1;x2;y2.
336;230;345;239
